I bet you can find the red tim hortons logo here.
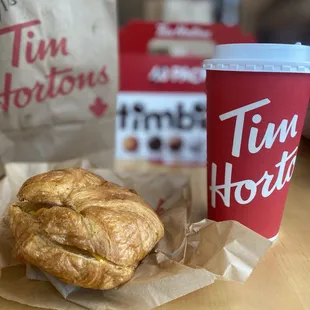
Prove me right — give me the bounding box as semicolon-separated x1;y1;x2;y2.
210;98;299;209
0;20;110;114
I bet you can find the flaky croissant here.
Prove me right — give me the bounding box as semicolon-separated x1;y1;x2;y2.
8;168;164;290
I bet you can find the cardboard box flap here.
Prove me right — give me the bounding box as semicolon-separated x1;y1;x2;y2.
119;20;255;54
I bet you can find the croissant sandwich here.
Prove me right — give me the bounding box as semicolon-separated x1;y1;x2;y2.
8;168;164;290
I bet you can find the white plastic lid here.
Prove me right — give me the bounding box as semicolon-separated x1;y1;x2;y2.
204;43;310;73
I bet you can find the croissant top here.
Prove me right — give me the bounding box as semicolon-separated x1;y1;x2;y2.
8;168;164;290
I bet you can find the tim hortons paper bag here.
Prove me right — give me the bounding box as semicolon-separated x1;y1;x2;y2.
0;0;117;170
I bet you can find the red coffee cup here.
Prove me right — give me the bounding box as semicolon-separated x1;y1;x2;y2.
204;43;310;240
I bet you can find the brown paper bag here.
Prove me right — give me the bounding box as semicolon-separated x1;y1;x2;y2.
0;0;117;169
0;162;271;310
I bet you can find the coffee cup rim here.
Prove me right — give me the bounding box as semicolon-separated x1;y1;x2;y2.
203;43;310;74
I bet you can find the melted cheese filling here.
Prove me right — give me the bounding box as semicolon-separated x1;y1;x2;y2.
92;253;105;262
29;208;48;216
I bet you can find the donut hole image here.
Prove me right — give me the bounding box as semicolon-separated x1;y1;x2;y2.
168;137;183;152
148;137;162;151
123;136;139;152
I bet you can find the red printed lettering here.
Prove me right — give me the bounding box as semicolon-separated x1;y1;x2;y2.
77;71;97;90
45;67;73;98
0;20;68;68
33;81;47;103
0;20;40;68
0;66;110;112
97;66;109;84
58;76;76;96
14;87;32;108
0;19;110;112
0;73;12;112
26;31;69;64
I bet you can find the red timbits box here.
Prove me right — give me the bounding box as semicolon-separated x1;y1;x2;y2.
116;20;255;168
